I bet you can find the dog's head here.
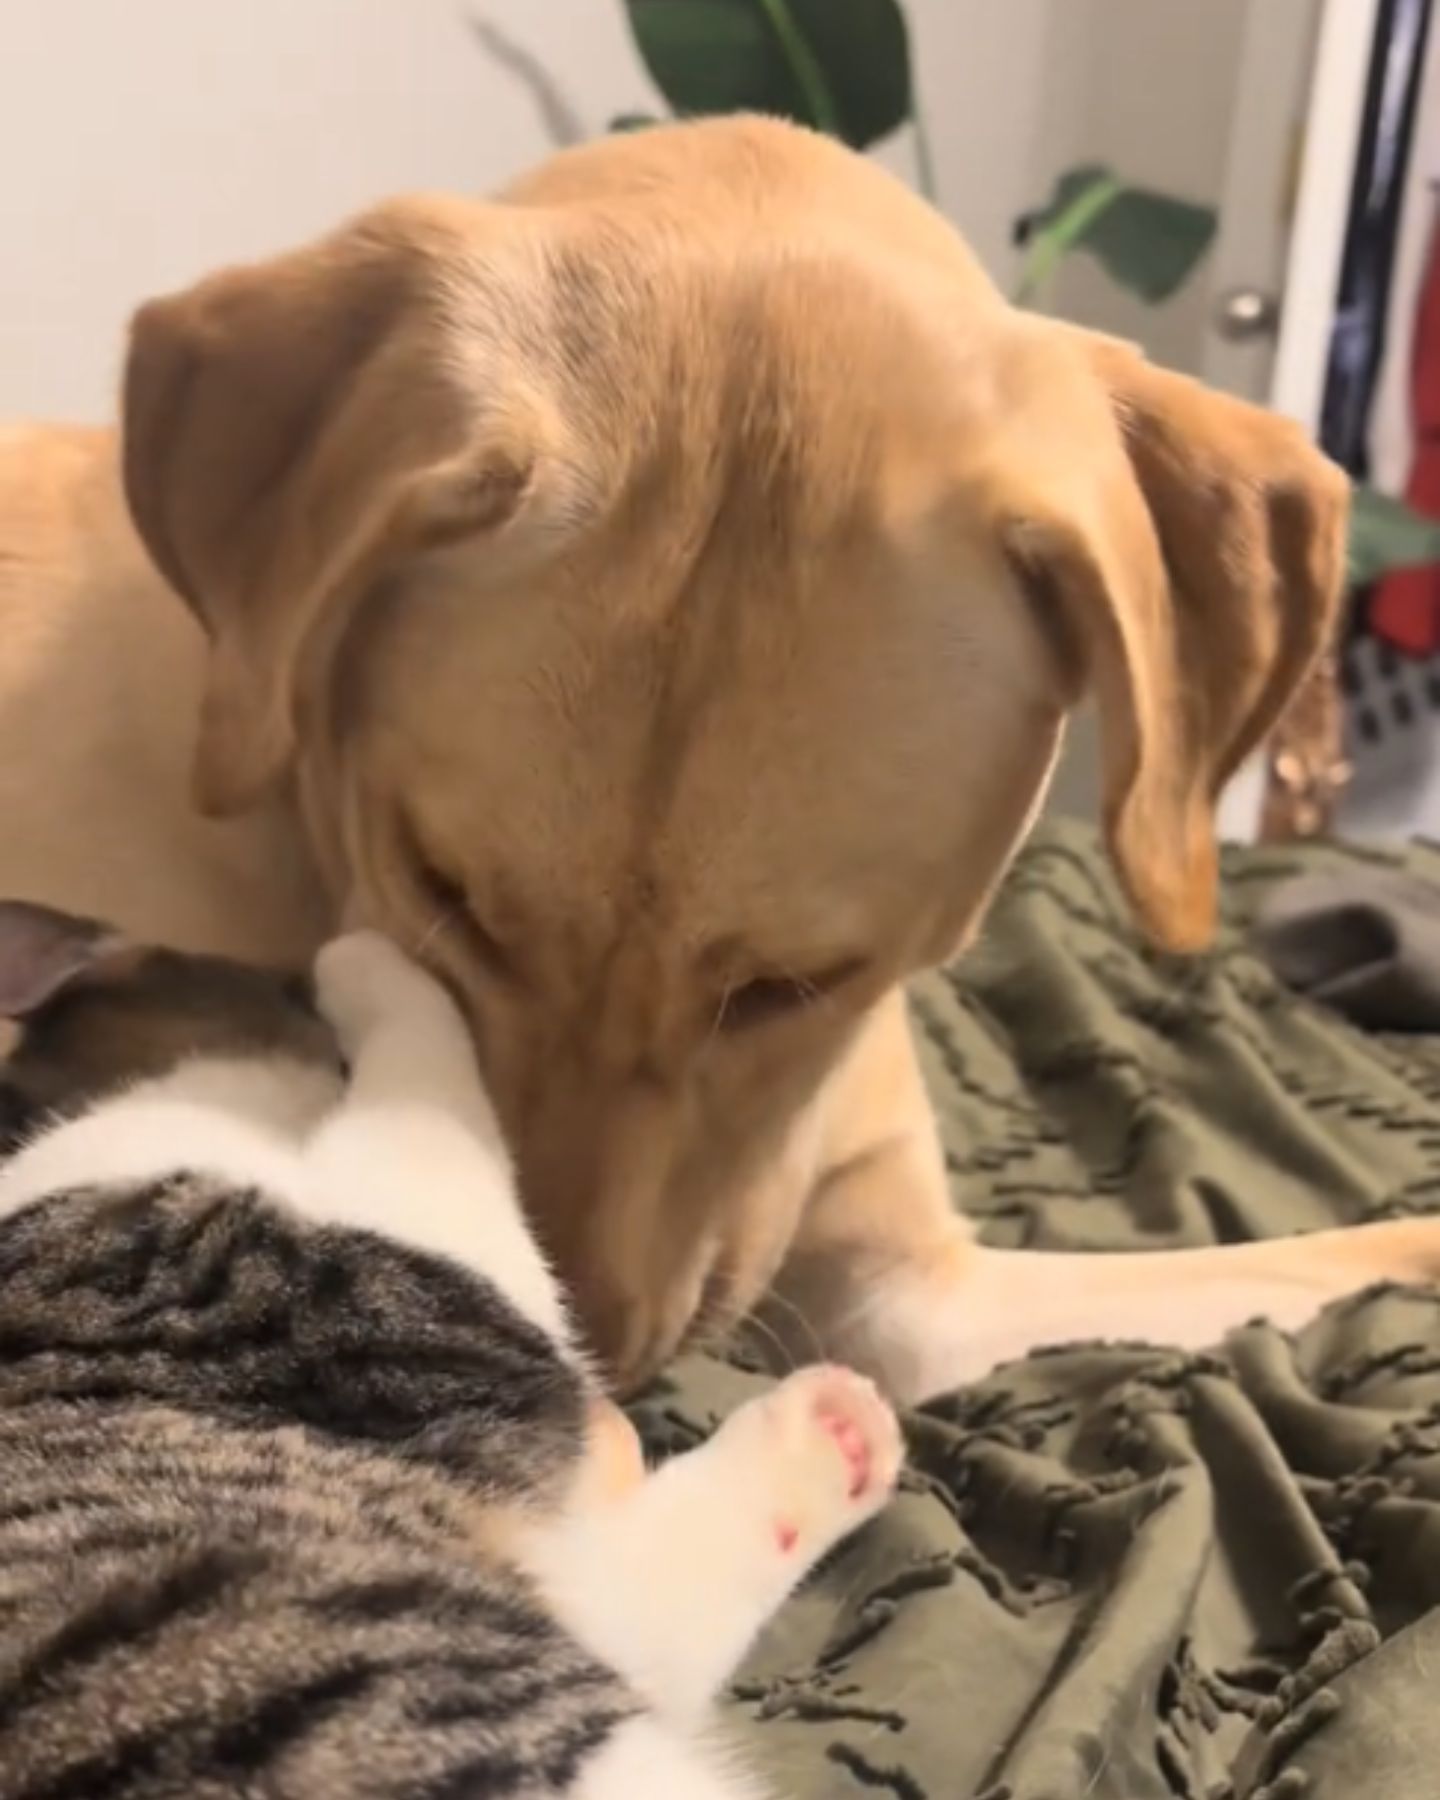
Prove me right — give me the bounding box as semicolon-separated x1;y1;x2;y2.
121;118;1346;1387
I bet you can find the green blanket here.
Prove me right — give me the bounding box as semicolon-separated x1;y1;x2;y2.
633;822;1440;1799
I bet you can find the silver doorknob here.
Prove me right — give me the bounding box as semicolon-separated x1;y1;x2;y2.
1214;287;1280;342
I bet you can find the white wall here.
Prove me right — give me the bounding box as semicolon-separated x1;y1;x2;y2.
0;1;627;419
892;0;1064;291
0;0;1054;422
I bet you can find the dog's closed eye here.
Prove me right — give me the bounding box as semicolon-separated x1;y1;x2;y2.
400;818;517;985
716;959;865;1034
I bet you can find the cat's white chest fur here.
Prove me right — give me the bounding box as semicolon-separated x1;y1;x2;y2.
0;1056;340;1219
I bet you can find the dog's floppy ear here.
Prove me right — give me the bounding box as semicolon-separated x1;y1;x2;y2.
123;200;563;817
997;328;1347;952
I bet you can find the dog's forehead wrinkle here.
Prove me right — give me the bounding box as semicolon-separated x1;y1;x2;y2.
436;199;959;526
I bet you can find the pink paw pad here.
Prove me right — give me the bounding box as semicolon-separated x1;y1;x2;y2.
816;1400;873;1498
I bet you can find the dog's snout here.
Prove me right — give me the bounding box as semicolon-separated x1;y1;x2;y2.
579;1255;714;1395
504;1066;693;1383
529;1169;710;1391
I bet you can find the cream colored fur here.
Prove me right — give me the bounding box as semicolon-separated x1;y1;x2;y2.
2;117;1436;1404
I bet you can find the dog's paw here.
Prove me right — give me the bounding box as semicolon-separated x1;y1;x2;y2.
313;931;456;1052
720;1365;902;1565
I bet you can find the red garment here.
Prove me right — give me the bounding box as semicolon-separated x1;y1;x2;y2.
1373;215;1440;654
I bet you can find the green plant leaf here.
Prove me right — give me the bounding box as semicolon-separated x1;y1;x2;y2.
622;0;911;149
1348;486;1440;589
1016;164;1217;305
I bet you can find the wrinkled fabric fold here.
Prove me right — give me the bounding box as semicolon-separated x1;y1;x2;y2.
631;825;1440;1798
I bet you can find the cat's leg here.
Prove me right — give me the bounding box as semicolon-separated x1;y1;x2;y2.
527;1364;902;1723
302;931;571;1345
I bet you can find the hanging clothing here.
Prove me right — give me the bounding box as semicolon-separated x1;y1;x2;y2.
1321;0;1434;479
1372;203;1440;653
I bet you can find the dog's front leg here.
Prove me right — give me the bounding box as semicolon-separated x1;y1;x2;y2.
757;990;993;1406
763;996;1440;1408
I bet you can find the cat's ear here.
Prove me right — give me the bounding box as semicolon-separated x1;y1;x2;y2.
0;903;129;1019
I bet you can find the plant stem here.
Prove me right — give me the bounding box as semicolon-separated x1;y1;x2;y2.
910;102;938;202
1015;171;1123;307
753;0;841;136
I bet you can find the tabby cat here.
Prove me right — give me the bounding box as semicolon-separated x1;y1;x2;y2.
0;902;900;1798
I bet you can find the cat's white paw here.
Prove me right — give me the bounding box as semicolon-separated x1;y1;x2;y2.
313;931;458;1052
720;1365;901;1565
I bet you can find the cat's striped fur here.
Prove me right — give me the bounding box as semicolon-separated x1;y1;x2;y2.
0;910;901;1798
0;1179;633;1799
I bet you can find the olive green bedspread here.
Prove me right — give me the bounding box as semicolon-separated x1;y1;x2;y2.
633;823;1440;1799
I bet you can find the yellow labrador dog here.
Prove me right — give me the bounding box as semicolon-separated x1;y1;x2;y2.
3;117;1438;1400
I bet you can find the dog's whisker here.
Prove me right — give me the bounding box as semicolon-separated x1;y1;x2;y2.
409;908;458;962
757;1289;829;1370
738;1307;800;1378
703;979;735;1052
